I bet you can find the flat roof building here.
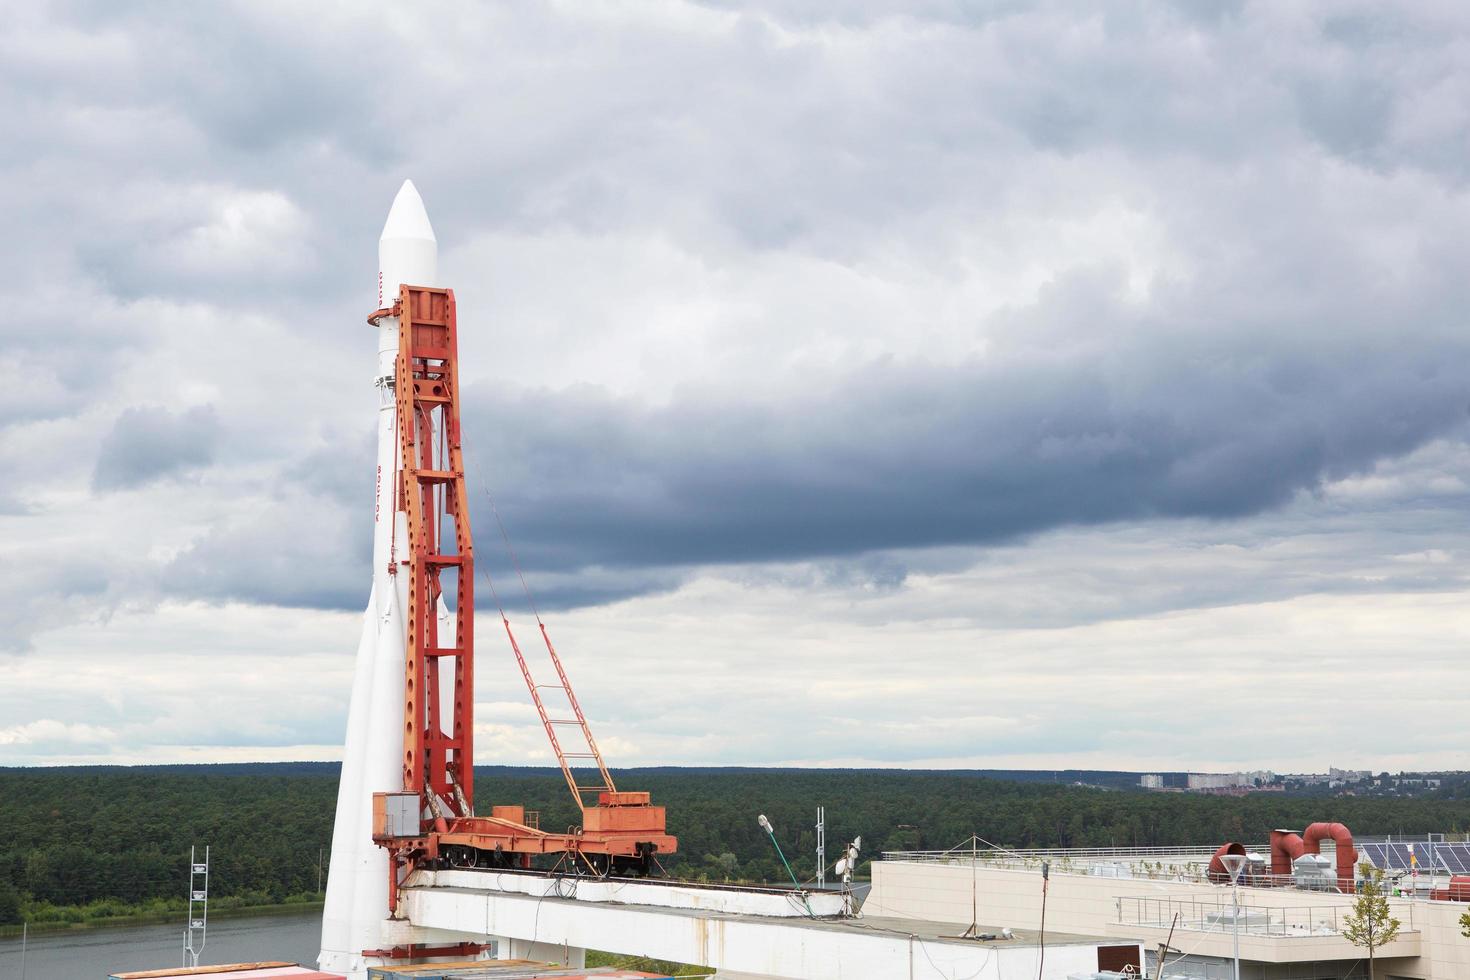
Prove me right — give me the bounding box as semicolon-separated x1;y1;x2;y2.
867;842;1470;979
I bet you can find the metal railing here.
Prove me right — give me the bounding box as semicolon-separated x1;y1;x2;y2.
887;850;1470;910
884;844;1253;863
1117;894;1417;937
881;844;1269;885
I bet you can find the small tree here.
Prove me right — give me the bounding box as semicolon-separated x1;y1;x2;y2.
1343;863;1401;980
1460;908;1469;939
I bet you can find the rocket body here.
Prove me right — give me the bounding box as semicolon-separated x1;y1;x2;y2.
319;181;438;979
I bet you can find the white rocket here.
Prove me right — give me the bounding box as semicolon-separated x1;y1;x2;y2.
318;180;438;978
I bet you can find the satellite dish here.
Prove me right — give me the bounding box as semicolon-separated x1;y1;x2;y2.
758;814;773;834
834;857;849;876
852;836;862;852
1002;927;1014;940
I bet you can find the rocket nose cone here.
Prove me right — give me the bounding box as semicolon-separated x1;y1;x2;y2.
381;179;436;243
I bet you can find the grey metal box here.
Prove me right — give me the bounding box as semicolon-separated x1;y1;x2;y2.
385;792;419;837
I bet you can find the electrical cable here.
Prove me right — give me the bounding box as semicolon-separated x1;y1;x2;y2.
474;490;512;622
485;487;543;624
840;918;995;980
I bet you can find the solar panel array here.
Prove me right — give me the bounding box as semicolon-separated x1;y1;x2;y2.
1359;841;1470;874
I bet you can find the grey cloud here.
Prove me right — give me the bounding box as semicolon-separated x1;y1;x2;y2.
92;405;220;491
0;556;114;652
159;491;368;610
45;0;387;157
286;433;375;506
482;566;687;617
0;494;31;516
463;294;1470;580
1293;75;1394;163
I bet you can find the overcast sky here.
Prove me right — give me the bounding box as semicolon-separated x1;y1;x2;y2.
4;0;1470;773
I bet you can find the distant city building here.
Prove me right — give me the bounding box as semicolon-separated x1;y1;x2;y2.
1178;771;1277;792
1139;774;1163;789
1328;766;1372;786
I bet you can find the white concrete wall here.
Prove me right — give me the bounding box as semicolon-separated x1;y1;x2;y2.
417;869;845;917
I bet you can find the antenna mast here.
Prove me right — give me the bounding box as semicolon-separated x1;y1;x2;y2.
183;845;208;968
816;806;826;888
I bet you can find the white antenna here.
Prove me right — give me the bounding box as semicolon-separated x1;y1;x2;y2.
816;806;826;889
183;845;209;968
834;836;861;916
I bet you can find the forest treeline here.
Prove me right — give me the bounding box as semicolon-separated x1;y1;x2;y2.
3;763;1470;925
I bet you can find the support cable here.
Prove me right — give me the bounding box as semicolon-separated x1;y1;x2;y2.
481;487;617;807
486;490;542;624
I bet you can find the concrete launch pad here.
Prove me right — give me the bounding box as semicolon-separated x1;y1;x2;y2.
394;871;1128;979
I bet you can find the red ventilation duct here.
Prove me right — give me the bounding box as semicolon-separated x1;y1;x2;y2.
1436;876;1470;902
1270;828;1305;877
1208;842;1247;883
1268;823;1355;892
1304;822;1356;893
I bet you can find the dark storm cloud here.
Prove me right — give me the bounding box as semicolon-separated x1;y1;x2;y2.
481;566;688;616
464;311;1470;576
92;405;220;491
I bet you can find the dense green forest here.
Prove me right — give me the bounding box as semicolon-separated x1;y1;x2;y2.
3;763;1470;926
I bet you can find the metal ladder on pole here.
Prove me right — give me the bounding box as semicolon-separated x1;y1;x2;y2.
183;845;208;968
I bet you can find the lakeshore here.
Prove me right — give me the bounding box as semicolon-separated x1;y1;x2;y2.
0;907;322;980
0;899;323;939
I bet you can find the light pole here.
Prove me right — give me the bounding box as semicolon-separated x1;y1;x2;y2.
1220;853;1247;980
758;814;802;889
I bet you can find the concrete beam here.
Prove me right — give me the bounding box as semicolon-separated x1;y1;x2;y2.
401;881;1109;979
414;870;845;918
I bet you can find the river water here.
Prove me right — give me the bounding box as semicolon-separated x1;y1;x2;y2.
0;910;322;980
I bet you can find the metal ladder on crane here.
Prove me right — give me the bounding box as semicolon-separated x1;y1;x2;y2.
500;614;617;810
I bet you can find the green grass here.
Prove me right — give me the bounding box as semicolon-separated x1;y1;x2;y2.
0;896;323;937
584;950;709;976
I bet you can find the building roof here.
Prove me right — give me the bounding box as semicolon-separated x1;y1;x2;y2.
840;914;1109;949
110;965;342;980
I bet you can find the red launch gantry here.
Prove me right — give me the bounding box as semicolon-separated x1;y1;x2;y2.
368;285;676;915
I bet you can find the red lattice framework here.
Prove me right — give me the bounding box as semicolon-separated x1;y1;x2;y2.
369;285;675;918
395;285;475;821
